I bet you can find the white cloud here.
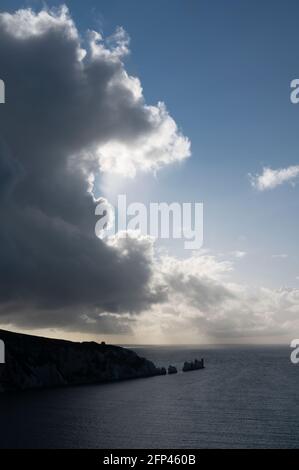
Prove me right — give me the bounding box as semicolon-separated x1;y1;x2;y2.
249;165;299;191
0;5;81;52
0;6;191;182
97;102;191;177
133;251;299;343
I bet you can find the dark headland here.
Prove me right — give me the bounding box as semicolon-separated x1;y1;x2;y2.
0;329;166;392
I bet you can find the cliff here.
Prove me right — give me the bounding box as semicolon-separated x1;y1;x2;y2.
0;329;164;392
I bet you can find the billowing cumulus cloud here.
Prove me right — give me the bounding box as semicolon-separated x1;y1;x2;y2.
0;5;189;332
250;165;299;191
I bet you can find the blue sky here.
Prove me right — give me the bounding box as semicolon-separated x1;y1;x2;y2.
1;1;299;342
2;0;297;288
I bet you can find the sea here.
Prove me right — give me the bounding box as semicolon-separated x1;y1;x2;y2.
0;345;298;449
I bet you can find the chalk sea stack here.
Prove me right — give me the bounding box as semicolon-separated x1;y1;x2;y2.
0;329;165;392
168;365;178;374
182;358;204;372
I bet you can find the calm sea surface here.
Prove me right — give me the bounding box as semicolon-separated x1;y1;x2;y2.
0;346;298;448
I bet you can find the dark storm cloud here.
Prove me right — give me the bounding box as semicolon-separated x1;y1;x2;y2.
0;6;184;332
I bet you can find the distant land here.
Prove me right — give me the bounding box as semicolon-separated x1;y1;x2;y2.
0;329;166;392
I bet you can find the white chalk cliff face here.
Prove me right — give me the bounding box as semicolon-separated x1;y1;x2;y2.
0;330;165;392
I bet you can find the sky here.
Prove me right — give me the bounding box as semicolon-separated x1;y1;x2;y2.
0;0;299;344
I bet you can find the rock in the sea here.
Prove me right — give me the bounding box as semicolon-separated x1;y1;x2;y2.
182;358;204;372
0;329;165;392
168;365;178;374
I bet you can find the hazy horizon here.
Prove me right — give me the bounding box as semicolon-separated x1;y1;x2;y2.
0;325;294;347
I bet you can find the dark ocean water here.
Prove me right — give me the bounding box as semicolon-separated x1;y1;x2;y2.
0;345;298;449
